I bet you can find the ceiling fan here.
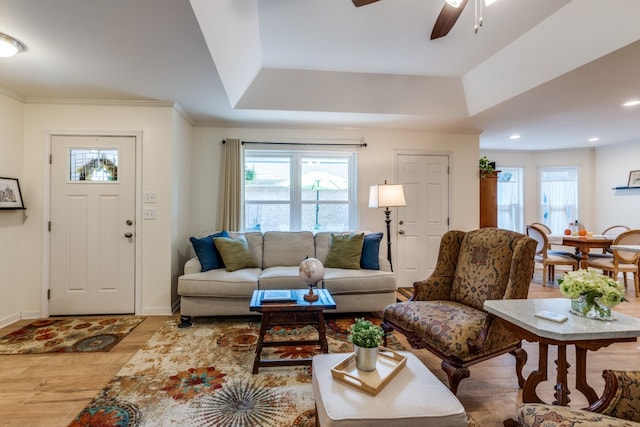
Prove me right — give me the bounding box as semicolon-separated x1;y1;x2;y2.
351;0;470;40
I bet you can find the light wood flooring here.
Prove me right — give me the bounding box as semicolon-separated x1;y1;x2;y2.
1;269;639;426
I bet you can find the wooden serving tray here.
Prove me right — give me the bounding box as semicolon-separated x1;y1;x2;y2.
330;347;407;395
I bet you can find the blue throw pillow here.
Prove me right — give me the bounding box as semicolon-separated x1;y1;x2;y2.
360;232;383;270
190;231;229;272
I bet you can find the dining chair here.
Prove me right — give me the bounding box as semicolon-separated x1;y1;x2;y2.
588;229;640;297
597;225;631;254
531;222;553;249
526;224;579;286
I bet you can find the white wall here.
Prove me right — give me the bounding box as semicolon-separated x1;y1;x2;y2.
595;141;640;230
190;127;481;264
0;92;25;326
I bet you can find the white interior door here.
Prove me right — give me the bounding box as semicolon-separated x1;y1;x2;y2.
50;135;136;315
396;154;449;288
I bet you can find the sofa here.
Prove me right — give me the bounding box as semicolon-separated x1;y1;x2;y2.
177;230;397;327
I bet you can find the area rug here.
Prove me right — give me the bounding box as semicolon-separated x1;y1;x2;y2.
69;314;413;427
0;316;146;354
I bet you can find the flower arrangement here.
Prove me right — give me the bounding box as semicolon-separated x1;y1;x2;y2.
558;269;627;317
348;318;385;348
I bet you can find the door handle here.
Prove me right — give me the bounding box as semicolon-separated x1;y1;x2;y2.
124;232;133;238
398;229;405;235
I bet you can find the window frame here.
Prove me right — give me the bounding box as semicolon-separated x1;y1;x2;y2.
243;148;357;232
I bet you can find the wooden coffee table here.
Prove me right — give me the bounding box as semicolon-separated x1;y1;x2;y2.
249;288;336;374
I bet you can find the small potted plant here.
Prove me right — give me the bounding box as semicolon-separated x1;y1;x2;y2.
348;317;385;371
479;156;496;177
558;269;627;319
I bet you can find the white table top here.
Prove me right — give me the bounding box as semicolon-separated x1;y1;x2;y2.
611;244;640;253
484;298;640;341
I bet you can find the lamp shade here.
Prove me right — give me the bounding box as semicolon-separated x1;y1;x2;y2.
369;183;406;208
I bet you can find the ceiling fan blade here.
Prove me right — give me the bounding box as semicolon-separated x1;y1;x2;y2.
352;0;380;6
430;0;469;40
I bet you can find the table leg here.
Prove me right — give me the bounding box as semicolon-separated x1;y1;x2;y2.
317;311;329;353
575;346;598;404
522;343;548;403
553;344;570;405
252;312;271;374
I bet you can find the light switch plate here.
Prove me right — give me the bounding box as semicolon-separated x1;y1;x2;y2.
143;208;156;220
143;192;156;203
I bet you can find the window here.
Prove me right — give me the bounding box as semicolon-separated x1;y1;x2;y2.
244;150;356;232
540;167;578;234
497;168;523;232
69;149;118;182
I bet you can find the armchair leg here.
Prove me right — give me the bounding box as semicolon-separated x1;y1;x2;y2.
441;360;469;396
381;322;393;347
511;347;528;388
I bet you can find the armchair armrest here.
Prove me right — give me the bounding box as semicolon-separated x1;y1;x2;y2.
588;370;640;422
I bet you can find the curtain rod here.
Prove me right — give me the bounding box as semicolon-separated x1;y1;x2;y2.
223;140;367;148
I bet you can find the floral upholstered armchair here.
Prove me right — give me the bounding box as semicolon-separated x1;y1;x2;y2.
382;228;537;395
516;370;640;426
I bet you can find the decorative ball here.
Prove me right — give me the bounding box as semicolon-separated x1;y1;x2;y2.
299;257;324;285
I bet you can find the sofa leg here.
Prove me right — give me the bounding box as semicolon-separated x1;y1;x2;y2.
441;360;469;395
511;347;528;388
178;315;193;328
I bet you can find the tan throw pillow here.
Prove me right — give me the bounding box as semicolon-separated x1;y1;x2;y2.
213;235;259;272
324;233;364;269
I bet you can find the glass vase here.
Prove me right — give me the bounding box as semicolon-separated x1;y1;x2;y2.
570;294;612;320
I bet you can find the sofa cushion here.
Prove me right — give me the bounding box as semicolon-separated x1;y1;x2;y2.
178;268;260;297
360;232;383;270
263;231;315;268
322;268;396;294
259;266;310;290
325;233;364;269
214;235;259;272
189;231;229;271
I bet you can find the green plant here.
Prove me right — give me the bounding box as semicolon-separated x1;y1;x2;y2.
348;317;385;348
479;156;495;175
559;269;627;316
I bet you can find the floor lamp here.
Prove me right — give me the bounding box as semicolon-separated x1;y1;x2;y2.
369;180;406;272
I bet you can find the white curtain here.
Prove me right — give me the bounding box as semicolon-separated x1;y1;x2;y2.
497;169;523;232
541;175;577;234
219;139;242;231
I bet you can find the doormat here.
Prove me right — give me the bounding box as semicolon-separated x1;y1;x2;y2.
0;316;146;354
70;315;479;427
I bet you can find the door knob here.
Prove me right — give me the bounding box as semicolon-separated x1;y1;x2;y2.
399;220;404;225
398;229;405;235
124;232;133;238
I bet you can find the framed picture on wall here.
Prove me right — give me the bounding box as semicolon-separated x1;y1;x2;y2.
0;177;25;210
628;170;640;188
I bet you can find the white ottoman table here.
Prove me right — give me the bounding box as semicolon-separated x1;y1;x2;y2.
312;351;468;427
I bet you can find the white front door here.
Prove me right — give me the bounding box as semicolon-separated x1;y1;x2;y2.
49;135;136;315
395;154;449;287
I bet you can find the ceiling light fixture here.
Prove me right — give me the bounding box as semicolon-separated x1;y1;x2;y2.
588;137;599;142
622;99;640;107
444;0;497;34
509;134;520;140
0;32;26;57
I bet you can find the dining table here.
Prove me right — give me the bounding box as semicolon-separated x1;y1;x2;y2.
549;235;614;269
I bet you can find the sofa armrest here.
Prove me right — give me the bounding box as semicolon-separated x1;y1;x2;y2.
184;257;202;275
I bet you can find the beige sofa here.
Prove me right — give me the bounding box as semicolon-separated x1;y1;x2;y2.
177;231;397;327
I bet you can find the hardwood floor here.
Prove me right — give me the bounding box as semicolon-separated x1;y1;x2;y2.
1;269;639;426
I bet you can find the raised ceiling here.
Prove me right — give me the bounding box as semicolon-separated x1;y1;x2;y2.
0;0;639;150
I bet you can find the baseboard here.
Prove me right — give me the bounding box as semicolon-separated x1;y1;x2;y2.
0;312;21;329
137;306;174;316
20;310;41;320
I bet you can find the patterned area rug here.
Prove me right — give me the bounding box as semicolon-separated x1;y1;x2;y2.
0;317;146;354
70;314;413;426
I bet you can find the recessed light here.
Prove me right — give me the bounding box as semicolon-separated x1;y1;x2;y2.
622;99;640;107
509;134;520;140
588;137;599;142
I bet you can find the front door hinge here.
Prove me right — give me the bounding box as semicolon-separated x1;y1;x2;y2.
47;289;51;300
49;154;52;165
48;221;51;232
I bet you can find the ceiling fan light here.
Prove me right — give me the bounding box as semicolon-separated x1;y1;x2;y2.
445;0;464;8
0;33;26;58
484;0;498;6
